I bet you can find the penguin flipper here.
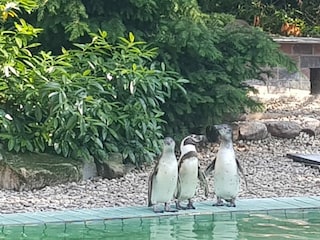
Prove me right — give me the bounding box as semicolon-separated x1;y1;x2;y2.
204;158;216;176
147;173;154;207
148;164;159;207
236;158;249;192
236;158;244;175
175;175;182;199
198;166;209;197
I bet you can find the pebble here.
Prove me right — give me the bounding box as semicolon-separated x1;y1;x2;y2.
0;94;320;214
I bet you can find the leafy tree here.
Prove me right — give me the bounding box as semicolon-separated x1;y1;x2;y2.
23;0;297;138
0;1;186;165
199;0;320;36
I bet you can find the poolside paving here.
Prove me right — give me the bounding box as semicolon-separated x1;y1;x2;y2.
1;196;320;226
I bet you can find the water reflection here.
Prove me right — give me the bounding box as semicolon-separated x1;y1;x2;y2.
193;216;215;240
149;217;175;240
148;214;239;240
175;216;198;240
212;218;239;239
2;210;320;239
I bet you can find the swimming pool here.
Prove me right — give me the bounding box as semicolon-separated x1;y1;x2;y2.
1;197;320;239
1;209;320;239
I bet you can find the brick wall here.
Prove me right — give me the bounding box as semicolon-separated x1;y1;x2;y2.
248;37;320;93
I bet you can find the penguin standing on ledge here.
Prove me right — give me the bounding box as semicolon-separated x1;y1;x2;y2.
148;137;178;213
175;134;208;210
205;124;245;207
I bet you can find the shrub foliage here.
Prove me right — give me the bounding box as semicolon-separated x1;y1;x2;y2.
0;0;297;165
0;1;186;164
25;0;297;137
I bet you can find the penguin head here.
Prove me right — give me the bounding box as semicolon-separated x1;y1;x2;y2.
180;134;206;155
181;134;206;147
214;124;233;142
163;137;175;152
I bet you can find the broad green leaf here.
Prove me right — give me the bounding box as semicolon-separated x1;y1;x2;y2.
128;151;136;163
93;137;103;149
129;32;135;43
61;141;70;157
35;105;42;122
108;128;119;140
8;138;15;151
15;38;23;48
135;130;144;140
83;69;91;76
25;141;34;152
66;114;78;130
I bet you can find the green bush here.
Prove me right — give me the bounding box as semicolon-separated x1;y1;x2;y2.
201;0;320;37
23;0;297;139
0;0;298;166
0;2;187;164
40;31;187;164
158;13;297;137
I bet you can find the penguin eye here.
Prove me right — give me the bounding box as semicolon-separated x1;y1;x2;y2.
184;138;193;145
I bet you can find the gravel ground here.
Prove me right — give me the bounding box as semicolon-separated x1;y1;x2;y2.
1;89;320;214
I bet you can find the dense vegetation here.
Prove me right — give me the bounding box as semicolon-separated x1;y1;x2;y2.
0;0;187;165
0;0;298;165
28;0;296;134
200;0;320;37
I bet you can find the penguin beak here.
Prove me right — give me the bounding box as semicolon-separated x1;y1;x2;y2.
199;135;208;143
214;124;223;132
192;134;207;143
164;137;173;145
214;124;229;136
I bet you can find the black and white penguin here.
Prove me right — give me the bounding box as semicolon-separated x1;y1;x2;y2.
205;124;245;207
175;134;208;210
148;137;178;213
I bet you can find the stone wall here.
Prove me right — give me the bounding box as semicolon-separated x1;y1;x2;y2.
247;37;320;93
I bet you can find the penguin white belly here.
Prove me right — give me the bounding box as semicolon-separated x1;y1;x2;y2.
214;149;239;200
151;161;178;204
178;157;198;200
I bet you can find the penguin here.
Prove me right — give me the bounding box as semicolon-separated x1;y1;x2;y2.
148;137;178;213
205;124;245;207
175;134;209;210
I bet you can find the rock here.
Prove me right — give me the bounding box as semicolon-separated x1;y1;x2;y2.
82;159;98;180
0;151;83;191
265;121;302;138
96;153;125;179
239;122;269;140
238;112;290;121
231;123;240;141
301;117;320;136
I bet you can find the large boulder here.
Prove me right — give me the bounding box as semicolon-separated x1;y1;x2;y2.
95;152;125;179
239;122;269;140
265;121;302;138
0;150;96;191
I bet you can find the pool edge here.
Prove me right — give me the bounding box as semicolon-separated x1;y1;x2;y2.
1;196;320;226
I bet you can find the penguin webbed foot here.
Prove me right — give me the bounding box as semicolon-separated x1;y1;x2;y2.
187;200;196;210
154;209;165;213
212;197;225;207
212;202;225;207
152;205;164;213
226;199;236;207
175;201;187;210
165;203;178;212
175;200;196;210
165;209;178;212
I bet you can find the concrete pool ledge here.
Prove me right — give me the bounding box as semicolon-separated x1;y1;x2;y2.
1;196;320;226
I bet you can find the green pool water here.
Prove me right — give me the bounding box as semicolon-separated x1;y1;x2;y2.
1;209;320;239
